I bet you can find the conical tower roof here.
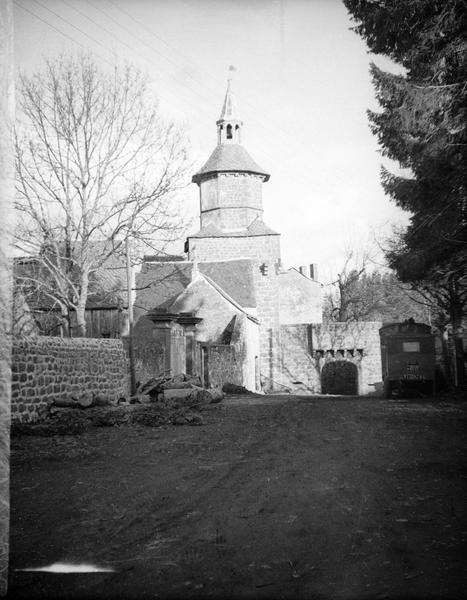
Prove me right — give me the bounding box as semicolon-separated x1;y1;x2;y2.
217;78;240;123
192;144;270;183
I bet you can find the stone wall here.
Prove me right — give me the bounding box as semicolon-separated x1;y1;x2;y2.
188;234;281;263
277;324;320;393
278;269;322;325
277;321;383;396
231;313;260;392
199;173;264;230
205;344;242;389
313;322;383;395
255;264;282;392
12;336;130;422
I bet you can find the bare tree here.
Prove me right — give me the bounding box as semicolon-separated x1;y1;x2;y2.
324;247;375;322
15;52;190;336
324;246;432;324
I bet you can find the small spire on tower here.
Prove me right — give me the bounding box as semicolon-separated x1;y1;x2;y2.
217;66;243;144
219;66;239;121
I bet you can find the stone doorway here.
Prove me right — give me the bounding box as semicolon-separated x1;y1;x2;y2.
321;360;358;395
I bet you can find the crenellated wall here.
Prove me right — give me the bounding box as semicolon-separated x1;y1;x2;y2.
11;336;130;422
277;321;383;395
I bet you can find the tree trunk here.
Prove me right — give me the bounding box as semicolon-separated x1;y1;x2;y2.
76;268;90;337
441;328;452;387
450;297;465;388
75;303;87;337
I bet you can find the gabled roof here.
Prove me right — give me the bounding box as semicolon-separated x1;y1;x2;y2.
135;258;257;314
135;261;192;316
188;217;279;239
192;143;270;183
173;273;259;325
199;259;256;308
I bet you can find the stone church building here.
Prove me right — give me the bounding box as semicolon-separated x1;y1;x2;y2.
134;79;383;395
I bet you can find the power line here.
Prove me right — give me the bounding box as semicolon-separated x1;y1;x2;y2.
15;0;363;206
15;1;106;59
15;0;212;129
18;0;317;188
86;0;318;184
106;0;296;143
29;0;115;60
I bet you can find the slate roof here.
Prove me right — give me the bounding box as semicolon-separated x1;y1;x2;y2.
134;258;257;315
192;144;270;183
135;261;193;316
189;217;279;239
199;259;256;308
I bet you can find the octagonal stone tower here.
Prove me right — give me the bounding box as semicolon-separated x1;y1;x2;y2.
186;76;280;264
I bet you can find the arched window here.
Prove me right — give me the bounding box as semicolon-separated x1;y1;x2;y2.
226;124;232;139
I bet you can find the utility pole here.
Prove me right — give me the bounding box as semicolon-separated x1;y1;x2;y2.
0;0;14;595
126;238;136;396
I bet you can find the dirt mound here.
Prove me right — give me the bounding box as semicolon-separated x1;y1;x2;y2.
11;402;206;437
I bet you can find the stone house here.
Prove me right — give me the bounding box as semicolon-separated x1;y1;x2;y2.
133;77;383;393
133;257;260;389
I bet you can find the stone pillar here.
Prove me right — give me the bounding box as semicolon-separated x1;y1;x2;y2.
170;323;186;375
147;311;203;378
177;315;202;376
150;321;173;375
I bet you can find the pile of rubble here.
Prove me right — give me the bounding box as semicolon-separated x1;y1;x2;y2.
12;374;224;436
134;373;224;405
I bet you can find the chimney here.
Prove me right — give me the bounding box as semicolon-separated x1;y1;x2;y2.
299;265;307;276
309;264;318;281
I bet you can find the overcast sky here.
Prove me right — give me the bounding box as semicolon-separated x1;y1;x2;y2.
13;0;409;283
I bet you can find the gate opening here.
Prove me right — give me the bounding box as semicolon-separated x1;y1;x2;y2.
321;361;358;395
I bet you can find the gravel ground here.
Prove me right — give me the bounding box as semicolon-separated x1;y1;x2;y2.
7;394;467;600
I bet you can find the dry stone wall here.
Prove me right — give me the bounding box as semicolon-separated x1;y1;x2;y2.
12;336;130;422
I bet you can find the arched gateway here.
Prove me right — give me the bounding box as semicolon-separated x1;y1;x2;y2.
321;360;358;395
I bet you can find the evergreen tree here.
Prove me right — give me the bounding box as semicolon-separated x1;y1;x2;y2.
344;0;467;385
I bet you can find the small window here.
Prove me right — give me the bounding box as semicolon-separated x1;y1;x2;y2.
402;341;420;352
226;124;232;139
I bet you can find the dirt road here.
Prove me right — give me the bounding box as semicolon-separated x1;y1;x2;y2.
8;395;467;599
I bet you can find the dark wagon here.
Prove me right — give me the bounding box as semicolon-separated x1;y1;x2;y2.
379;319;436;398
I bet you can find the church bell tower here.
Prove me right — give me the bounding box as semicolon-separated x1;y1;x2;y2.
186;70;280;264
